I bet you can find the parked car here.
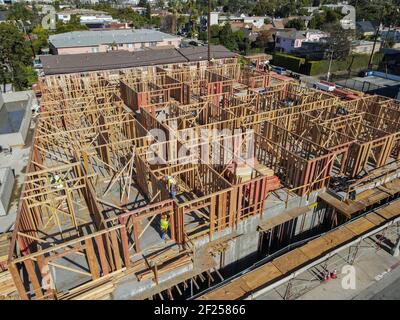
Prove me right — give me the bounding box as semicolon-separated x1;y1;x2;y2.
271;66;287;75
313;80;336;92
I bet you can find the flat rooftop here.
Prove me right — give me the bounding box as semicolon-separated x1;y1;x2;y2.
352;76;399;87
49;29;179;48
336;75;400;93
40;45;238;75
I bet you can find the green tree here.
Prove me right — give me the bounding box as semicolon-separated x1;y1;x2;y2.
0;23;35;90
324;22;352;60
285;18;306;30
187;0;199;38
177;15;186;32
161;15;176;33
351;0;400;26
275;1;297;18
145;2;151;20
252;0;275;16
219;23;237;51
255;30;273;49
309;7;343;29
6;3;33;23
156;0;165;9
138;0;148;8
31;25;50;54
56;15;89;34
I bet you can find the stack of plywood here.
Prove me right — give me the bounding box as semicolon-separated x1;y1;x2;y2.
253;162;275;177
0;270;18;299
0;232;10;272
226;159;275;183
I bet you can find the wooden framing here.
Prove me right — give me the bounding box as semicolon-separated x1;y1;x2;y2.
8;59;400;300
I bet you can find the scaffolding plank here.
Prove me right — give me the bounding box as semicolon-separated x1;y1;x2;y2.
322;227;355;248
318;192;363;218
298;237;332;260
364;212;386;226
376;203;400;220
258;205;310;232
272;248;309;275
345;218;375;236
199;280;251;300
241;263;282;290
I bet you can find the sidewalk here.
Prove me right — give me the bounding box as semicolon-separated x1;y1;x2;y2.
297;243;400;300
256;232;400;300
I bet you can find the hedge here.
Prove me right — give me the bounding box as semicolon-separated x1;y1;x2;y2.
271;52;383;76
272;53;305;73
305;53;383;76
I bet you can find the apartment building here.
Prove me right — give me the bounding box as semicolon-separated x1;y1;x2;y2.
49;29;182;55
275;29;328;53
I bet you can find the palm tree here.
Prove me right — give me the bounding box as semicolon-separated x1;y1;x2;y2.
169;0;181;34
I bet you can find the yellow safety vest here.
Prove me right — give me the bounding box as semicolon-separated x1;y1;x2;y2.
167;176;176;190
160;218;169;231
50;175;63;189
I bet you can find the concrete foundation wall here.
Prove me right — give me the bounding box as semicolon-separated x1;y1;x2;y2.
193;189;324;273
119;190;327;299
0;167;15;216
0;91;34;147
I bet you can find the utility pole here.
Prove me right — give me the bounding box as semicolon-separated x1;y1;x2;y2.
326;49;334;82
367;4;396;70
18;20;36;58
367;22;380;70
207;0;211;62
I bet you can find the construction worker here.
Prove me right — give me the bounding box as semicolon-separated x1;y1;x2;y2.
160;214;169;241
165;175;177;199
50;174;64;190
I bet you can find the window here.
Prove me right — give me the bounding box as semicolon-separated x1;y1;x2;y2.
118;44;124;47
91;47;99;53
141;42;146;48
127;43;133;48
149;41;157;47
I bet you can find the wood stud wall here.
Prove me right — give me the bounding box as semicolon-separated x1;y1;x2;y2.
7;59;400;300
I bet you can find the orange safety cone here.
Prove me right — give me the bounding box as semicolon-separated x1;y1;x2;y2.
331;269;337;279
323;270;331;282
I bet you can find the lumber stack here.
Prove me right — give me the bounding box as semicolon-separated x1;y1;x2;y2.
225;159;276;184
129;247;180;275
70;281;114;300
207;241;230;257
0;232;11;272
205;233;238;257
147;247;181;265
265;175;281;193
129;247;191;282
60;278;115;300
136;252;193;282
0;270;19;300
